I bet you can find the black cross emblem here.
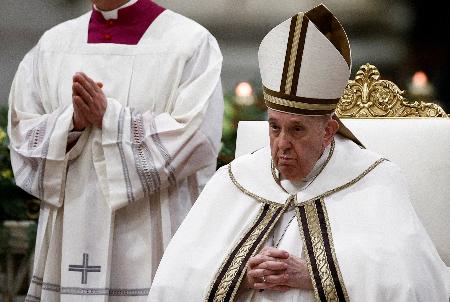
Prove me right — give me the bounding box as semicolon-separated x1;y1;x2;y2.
68;253;101;284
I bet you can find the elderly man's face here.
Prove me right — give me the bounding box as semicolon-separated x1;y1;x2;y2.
268;109;338;181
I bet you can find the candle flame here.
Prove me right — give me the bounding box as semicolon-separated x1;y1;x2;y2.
412;71;428;88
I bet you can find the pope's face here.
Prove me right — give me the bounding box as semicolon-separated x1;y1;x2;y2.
268;109;338;181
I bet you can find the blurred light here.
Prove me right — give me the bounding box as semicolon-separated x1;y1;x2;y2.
408;71;434;97
412;71;428;88
235;81;255;106
235;82;253;97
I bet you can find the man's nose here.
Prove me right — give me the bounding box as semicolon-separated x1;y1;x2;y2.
278;131;291;150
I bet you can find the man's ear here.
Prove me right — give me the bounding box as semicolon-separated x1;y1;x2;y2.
323;119;339;147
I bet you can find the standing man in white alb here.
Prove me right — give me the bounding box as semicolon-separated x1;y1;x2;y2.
7;0;223;300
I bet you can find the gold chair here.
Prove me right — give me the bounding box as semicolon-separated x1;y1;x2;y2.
335;63;449;267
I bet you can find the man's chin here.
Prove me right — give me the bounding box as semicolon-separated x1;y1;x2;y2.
277;166;297;178
277;161;296;169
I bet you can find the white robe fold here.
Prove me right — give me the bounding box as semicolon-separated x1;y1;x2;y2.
149;135;449;301
8;8;223;302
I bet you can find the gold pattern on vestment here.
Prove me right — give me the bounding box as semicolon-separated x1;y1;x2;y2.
230;200;292;302
207;198;293;302
305;201;340;301
228;164;282;206
322;198;349;301
295;206;321;302
205;205;265;302
213;205;279;301
295;198;350;302
336;63;448;118
297;158;387;205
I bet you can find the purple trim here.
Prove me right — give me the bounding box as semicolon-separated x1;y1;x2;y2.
88;0;165;45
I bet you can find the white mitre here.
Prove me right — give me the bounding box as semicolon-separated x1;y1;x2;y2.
258;4;359;143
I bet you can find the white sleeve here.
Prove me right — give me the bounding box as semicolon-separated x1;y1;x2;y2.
7;45;87;208
96;32;224;211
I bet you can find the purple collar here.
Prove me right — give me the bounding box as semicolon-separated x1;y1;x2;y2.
88;0;165;45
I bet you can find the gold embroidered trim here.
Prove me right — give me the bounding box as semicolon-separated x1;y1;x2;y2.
264;92;337;111
206;200;291;302
285;14;303;94
213;208;278;300
295;207;321;302
228;163;282;206
205;206;266;302
305;201;339;300
321;197;350;300
298;158;387;205
296;199;350;302
226;200;292;301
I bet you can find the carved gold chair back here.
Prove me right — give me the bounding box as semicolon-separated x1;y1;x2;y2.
336;63;449;266
336;63;448;118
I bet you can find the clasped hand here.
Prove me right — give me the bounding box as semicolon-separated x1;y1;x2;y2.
72;72;107;130
244;247;313;292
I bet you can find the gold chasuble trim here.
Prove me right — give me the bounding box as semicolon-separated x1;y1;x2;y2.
296;199;349;302
206;201;291;302
206;165;293;301
300;158;387;204
292;158;387;302
227;164;282;206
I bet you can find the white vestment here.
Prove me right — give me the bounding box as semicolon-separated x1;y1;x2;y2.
149;135;449;302
8;8;223;302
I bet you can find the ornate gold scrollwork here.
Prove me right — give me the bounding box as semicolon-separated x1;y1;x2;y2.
336;63;448;118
